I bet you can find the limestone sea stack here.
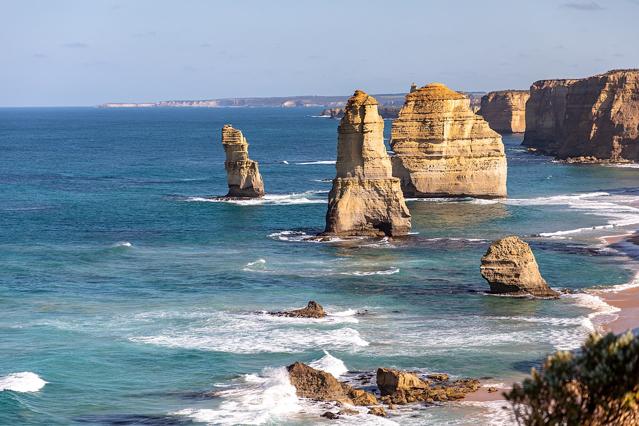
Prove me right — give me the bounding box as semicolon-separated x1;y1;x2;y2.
324;90;411;237
390;83;507;198
523;69;639;162
478;90;530;133
221;124;265;197
480;236;559;298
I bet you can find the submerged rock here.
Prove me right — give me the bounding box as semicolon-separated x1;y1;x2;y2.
271;301;326;318
324;90;411;237
480;236;559;298
221;124;265;197
390;83;507;198
478;90;529;133
523;69;639;162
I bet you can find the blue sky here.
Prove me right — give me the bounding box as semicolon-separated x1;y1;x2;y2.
1;0;638;106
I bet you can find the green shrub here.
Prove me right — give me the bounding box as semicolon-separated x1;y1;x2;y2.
506;331;639;425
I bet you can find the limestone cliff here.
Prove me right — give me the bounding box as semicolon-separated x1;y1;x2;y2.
221;124;264;197
324;90;411;237
523;69;639;162
480;236;559;298
478;90;529;133
390;83;507;198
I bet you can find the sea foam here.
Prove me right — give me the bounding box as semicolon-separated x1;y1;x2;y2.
183;190;327;206
308;350;348;378
0;372;47;392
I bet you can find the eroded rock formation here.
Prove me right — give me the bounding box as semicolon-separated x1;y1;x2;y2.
287;362;378;406
324;90;411;237
221;124;264;197
523;69;639;162
480;236;559;298
390;83;507;198
270;301;326;318
478;90;529;133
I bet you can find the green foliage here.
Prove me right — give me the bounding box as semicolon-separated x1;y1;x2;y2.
506;331;639;425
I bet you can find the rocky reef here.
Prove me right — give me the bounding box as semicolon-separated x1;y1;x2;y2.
478;90;529;133
286;362;480;419
269;301;326;318
480;236;559;298
390;83;507;198
221;124;265;197
324;90;411;237
523;69;639;162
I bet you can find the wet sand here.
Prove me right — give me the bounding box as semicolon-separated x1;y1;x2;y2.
600;286;639;334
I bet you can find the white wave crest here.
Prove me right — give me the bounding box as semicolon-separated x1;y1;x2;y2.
564;292;620;333
342;267;400;276
112;241;132;248
597;271;639;293
296;160;336;165
184;190;327;206
129;311;368;354
0;372;47;392
172;367;300;425
243;258;267;272
309;350;348;378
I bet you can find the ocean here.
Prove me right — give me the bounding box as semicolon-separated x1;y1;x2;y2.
1;107;638;425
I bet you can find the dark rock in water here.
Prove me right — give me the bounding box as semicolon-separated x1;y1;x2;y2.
480;236;560;298
321;411;340;420
271;301;326;318
286;362;377;406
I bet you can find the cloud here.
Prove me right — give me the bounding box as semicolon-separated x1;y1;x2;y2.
63;42;89;48
200;42;212;48
33;53;47;59
561;1;604;10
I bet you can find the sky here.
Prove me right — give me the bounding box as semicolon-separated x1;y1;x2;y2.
1;0;638;106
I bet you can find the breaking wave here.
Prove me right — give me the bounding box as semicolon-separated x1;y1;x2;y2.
182;190;327;206
0;372;47;392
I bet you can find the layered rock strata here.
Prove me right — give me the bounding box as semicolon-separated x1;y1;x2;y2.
221;124;264;197
480;236;559;298
390;83;507;198
478;90;529;133
324;90;411;237
523;69;639;162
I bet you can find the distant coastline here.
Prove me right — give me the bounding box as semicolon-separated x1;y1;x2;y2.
98;91;486;109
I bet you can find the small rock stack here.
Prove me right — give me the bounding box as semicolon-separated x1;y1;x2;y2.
221;124;264;197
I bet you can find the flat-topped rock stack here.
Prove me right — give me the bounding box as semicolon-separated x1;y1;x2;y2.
478;90;530;133
390;83;507;198
324;90;411;237
523;69;639;162
221;124;265;197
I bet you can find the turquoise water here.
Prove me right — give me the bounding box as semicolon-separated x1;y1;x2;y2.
1;107;638;425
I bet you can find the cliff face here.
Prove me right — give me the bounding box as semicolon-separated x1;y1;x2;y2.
324;90;411;237
390;83;507;198
478;90;530;133
221;124;265;197
523;69;639;162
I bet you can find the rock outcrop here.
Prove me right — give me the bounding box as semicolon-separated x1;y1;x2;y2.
480;236;559;298
523;69;639;162
221;124;264;197
376;368;480;405
478;90;530;133
270;301;326;318
390;83;507;198
320;106;401;120
287;362;378;406
324;90;411;237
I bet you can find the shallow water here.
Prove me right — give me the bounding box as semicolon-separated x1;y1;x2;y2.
1;107;638;425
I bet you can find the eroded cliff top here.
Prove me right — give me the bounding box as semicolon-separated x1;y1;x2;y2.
346;90;379;107
408;83;466;101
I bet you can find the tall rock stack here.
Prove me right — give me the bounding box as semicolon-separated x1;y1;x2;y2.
523;69;639;162
478;90;530;133
390;83;507;198
324;90;411;237
221;124;265;197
